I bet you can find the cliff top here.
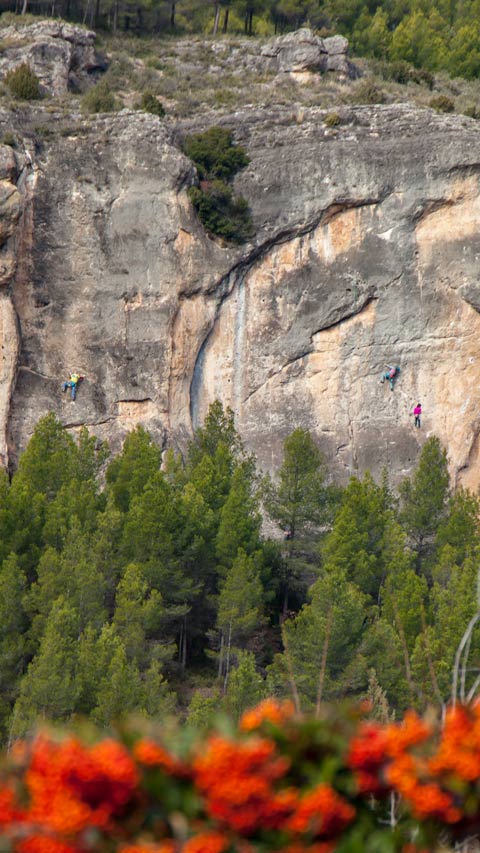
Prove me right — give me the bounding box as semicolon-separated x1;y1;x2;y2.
0;17;480;122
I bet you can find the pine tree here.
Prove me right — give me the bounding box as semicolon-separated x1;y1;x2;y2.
366;668;395;722
188;400;243;469
435;489;480;566
356;618;410;711
264;427;328;541
380;521;427;655
91;498;126;616
399;436;450;571
74;426;109;487
113;563;165;666
106;425;161;512
11;598;80;737
141;659;176;717
122;471;179;592
27;523;106;642
263;428;332;611
267;566;367;711
215;548;264;687
412;555;480;704
321;473;392;601
187;688;223;729
224;650;266;721
0;554;28;738
92;631;144;725
0;469;11;567
216;463;262;572
42;480;100;551
12;413;77;501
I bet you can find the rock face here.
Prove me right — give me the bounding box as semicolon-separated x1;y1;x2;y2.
260;28;358;78
0;22;104;95
3;103;480;489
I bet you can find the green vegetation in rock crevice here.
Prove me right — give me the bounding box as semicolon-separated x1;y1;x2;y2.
183;126;253;243
5;62;41;100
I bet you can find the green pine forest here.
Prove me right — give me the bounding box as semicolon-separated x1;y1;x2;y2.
4;0;480;81
0;404;479;742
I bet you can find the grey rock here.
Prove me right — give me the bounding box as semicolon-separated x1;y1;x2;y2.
2;103;480;493
0;21;105;95
260;27;358;78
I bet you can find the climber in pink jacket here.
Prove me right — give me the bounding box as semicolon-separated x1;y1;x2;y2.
413;403;422;428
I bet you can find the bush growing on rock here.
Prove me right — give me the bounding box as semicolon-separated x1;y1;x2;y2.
184;126;253;243
429;94;455;113
81;79;119;114
188;180;253;243
350;77;386;104
183;126;249;181
2;131;16;147
4;62;41;100
324;111;340;127
372;59;434;88
464;104;480;119
136;90;165;117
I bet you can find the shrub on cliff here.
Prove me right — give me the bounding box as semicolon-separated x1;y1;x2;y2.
183;126;249;180
81;80;119;114
372;59;434;88
429;94;455;113
188;180;253;243
136;90;165;117
5;63;41;100
183;127;252;243
350;77;386;104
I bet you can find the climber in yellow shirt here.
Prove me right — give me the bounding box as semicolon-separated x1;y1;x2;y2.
62;372;83;401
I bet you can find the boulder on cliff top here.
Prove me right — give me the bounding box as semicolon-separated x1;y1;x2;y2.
260;28;359;78
0;20;106;95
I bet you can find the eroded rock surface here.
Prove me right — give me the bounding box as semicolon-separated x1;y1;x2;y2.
0;22;104;95
260;28;358;78
3;104;480;488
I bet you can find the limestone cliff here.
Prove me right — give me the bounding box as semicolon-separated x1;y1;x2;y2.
3;101;480;487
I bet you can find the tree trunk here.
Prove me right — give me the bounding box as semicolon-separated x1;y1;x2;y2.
315;607;333;717
392;599;416;706
182;613;187;669
170;0;175;29
113;0;118;33
223;618;233;694
218;631;224;678
420;605;443;709
21;0;28;16
94;0;101;27
248;10;253;35
281;621;301;712
222;7;229;32
213;2;221;34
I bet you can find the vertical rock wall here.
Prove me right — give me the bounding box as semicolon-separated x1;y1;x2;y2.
4;104;480;488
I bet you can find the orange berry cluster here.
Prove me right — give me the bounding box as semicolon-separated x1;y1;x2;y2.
2;700;480;851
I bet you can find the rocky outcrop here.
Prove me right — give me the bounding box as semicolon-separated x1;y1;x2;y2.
0;135;31;465
0;22;104;95
260;28;358;78
3;103;480;489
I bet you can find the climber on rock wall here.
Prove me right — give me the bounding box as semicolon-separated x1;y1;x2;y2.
62;373;83;401
380;364;400;391
413;403;422;428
